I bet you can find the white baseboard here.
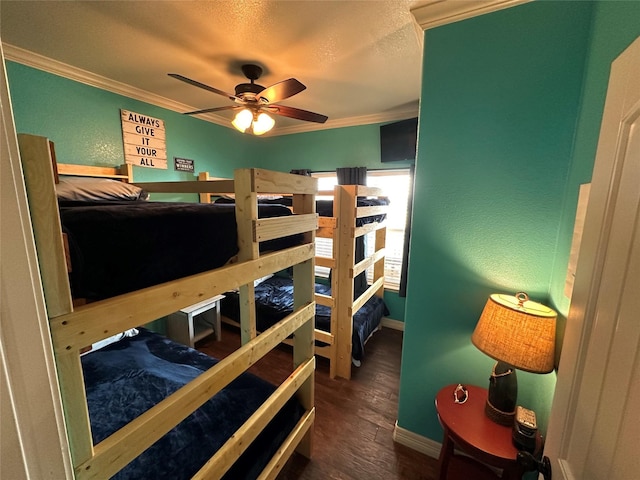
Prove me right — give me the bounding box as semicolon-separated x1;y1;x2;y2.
393;422;504;476
392;422;442;459
381;317;404;331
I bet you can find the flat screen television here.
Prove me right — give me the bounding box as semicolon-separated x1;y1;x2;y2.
380;117;418;163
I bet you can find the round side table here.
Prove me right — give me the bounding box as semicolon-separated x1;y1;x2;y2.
435;384;541;480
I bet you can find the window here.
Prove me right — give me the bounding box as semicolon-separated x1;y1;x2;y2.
312;169;412;291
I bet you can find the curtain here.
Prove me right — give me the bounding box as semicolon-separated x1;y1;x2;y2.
336;167;367;185
399;166;414;297
336;167;367;294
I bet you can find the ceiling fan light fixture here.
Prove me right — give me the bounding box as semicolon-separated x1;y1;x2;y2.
252;112;275;135
232;108;253;132
171;65;327;128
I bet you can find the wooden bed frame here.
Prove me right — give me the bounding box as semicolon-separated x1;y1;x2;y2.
17;133;318;480
201;175;388;380
318;184;388;380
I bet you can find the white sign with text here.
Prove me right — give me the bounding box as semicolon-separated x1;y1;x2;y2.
121;109;167;169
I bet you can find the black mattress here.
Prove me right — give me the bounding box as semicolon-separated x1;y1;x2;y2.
59;200;300;300
316;198;389;225
215;197;389;225
220;276;389;361
82;328;304;480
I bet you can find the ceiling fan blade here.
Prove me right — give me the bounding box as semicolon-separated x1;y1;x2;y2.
183;105;240;115
168;73;239;101
269;104;328;124
258;78;306;104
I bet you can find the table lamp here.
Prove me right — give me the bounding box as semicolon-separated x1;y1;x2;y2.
471;292;557;425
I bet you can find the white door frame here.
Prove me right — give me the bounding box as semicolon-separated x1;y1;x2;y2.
0;41;72;479
544;36;640;480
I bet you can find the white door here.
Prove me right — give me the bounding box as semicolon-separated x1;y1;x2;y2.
544;36;640;480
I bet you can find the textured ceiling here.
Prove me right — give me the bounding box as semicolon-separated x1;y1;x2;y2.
1;0;430;135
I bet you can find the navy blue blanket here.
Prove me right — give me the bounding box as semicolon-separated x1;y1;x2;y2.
82;329;303;479
60;201;300;300
220;276;388;361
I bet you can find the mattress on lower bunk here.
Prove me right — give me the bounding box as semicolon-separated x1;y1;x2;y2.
220;276;389;361
59;201;300;300
214;197;389;225
81;328;304;480
315;198;389;225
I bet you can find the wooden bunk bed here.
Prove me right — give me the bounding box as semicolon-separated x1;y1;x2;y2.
17;133;318;480
205;180;389;380
319;184;388;380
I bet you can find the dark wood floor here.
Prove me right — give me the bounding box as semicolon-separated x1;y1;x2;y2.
198;325;439;480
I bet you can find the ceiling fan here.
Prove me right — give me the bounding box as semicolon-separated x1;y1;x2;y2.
168;64;328;135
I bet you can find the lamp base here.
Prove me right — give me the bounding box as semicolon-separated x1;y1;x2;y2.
485;361;517;426
485;398;516;426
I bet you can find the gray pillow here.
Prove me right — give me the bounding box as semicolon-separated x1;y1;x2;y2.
56;176;148;201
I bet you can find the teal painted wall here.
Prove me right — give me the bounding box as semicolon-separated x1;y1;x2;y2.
547;0;640;325
254;124;414;173
397;0;594;441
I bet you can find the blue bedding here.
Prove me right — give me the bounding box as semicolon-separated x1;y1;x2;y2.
81;328;303;479
220;276;389;361
60;201;301;300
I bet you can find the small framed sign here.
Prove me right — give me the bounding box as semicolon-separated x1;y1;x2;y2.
174;157;195;173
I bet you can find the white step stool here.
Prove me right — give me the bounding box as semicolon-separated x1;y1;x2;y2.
166;294;225;347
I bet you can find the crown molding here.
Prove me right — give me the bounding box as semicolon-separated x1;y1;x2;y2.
3;43;418;137
411;0;531;30
3;43;232;129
